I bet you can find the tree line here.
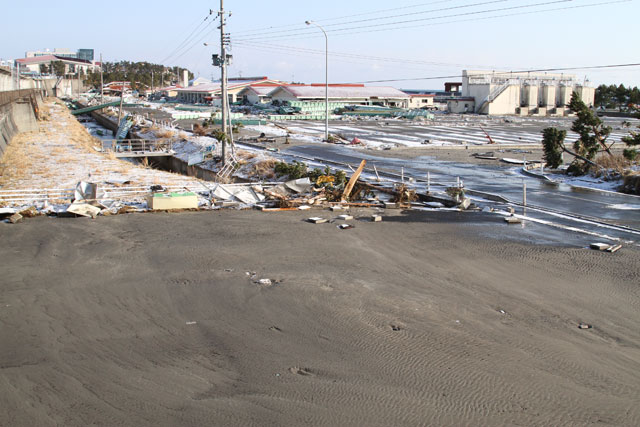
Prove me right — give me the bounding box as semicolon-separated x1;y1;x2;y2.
84;61;194;91
595;84;640;110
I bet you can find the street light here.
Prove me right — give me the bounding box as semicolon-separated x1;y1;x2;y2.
305;20;329;141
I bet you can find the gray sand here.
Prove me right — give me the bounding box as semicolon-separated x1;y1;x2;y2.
1;209;639;426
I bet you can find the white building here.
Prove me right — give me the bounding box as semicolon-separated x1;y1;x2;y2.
268;85;410;108
407;94;436;109
15;55;99;75
175;77;284;104
462;70;595;116
237;85;278;104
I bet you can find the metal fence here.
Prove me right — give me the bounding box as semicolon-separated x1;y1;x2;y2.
100;139;174;155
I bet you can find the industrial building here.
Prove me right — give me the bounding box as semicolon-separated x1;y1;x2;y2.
461;70;595;116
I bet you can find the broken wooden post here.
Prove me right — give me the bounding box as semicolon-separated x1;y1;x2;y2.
427;172;431;193
401;167;404;183
373;164;380;182
342;160;366;202
523;181;527;207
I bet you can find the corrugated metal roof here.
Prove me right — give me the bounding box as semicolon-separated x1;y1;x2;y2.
274;85;409;99
242;86;275;96
175;78;283;94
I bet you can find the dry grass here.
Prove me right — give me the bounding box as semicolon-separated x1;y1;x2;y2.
238;150;257;161
620;172;640;195
250;159;277;179
193;123;208;137
154;129;175;139
596;154;631;174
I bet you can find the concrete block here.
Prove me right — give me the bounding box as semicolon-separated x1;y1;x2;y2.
371;215;382;222
337;214;353;220
148;192;198;210
308;217;327;224
8;213;23;224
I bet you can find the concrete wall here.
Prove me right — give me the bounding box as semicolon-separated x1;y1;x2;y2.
487;85;520;115
542;85;556;108
447;99;475;113
0;91;41;157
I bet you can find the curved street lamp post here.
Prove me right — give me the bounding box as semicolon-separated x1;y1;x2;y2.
305;20;329;141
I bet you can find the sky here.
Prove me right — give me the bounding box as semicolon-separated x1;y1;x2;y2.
1;0;639;89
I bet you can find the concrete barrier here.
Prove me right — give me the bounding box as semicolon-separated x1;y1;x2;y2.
0;90;42;157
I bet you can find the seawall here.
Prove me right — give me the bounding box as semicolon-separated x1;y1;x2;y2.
0;90;43;157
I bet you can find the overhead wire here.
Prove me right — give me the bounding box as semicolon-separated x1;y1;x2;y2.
229;0;626;72
233;40;505;69
231;0;459;36
233;0;503;39
159;12;217;65
234;0;628;44
351;63;640;84
234;0;573;42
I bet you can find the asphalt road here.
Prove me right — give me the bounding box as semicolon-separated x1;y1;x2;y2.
283;143;640;243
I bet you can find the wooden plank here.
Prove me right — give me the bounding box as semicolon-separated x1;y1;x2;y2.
342;160;366;202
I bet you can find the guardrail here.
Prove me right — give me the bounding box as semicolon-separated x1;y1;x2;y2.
100;139;174;156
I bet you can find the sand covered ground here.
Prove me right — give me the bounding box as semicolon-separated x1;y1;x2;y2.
1;209;639;426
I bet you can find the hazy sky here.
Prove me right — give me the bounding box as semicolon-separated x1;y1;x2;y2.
2;0;638;89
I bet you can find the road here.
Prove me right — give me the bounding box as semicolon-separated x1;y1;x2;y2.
281;143;640;243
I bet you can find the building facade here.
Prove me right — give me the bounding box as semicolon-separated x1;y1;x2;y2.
268;85;410;108
462;70;595;116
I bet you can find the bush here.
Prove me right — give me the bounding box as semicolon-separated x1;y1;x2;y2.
274;161;307;179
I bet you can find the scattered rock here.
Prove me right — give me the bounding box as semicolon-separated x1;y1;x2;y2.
337;224;354;230
8;213;23;224
504;216;522;224
590;243;611;251
18;206;38;218
578;323;592;329
308;217;327;224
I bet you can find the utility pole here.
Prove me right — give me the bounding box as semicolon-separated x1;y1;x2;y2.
219;0;230;165
151;70;154;99
100;53;104;104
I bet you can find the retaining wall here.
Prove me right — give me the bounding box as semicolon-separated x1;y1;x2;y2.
0;90;42;157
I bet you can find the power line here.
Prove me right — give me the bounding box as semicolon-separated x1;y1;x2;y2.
159;12;216;65
234;0;503;39
235;0;628;43
231;0;459;36
234;0;571;42
352;63;640;84
233;40;507;69
164;19;219;66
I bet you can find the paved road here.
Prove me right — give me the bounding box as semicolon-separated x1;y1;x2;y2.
283;143;640;243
